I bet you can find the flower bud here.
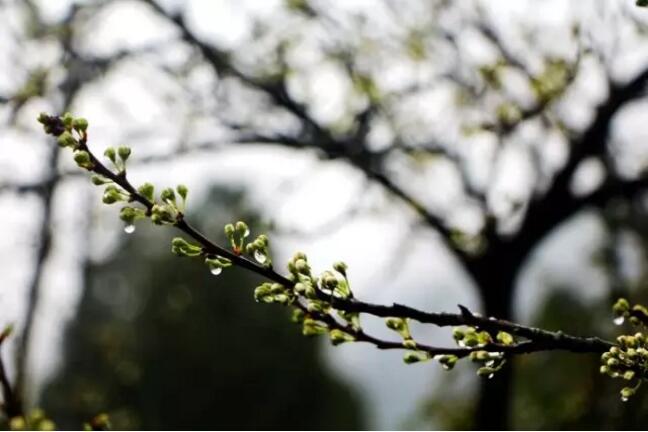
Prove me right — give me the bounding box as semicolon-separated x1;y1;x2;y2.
176;184;188;201
57;131;76;148
160;187;176;204
117;146;131;162
138;183;155;202
329;329;355;346
104;147;116;164
403;351;427;364
61;112;74;129
496;331;514;346
73;150;92;169
224;223;235;237
235;221;249;237
72;117;88;132
333;261;348;276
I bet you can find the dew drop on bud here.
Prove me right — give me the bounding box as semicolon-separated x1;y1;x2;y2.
210;267;223;276
442;364;450;371
614;316;625;326
124;224;135;234
488;373;494;379
254;250;267;264
622;396;629;403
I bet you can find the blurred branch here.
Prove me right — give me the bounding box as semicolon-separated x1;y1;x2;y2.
139;0;471;264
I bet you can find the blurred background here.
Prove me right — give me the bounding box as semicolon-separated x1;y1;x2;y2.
0;0;647;429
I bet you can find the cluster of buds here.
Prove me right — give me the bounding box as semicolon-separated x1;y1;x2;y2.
254;282;293;305
602;297;648;401
150;185;188;226
9;409;55;431
224;221;250;255
600;332;648;401
246;234;271;268
612;297;648;327
452;327;510;378
38;112;91;170
385;317;429;364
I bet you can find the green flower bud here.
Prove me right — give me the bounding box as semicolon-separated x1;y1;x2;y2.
402;339;417;350
599;365;609;375
37;112;49;124
333;261;348;276
386;317;405;332
224;224;235;237
295;259;310;274
321;272;338;290
438;355;458;370
160;187;176;204
151;204;176;224
623;370;636;380
102;185;124;205
171;237;202;257
9;416;26;431
91;175;109;186
403;350;428;364
61;112;74;129
477;366;497;377
73;150;92;169
496;331;514;346
104;147;116;164
37;419;55;431
117;146;131;162
607;358;620;368
57;131;76;148
254;283;272;302
306;301;324;313
613;298;630;316
176;184;188;201
302;318;328;336
72;117;88;132
119;207;138;224
235;221;250;237
621;386;636;401
291;308;305;323
470;350;490;362
329;329;355;346
452;328;465;342
138;183;155;202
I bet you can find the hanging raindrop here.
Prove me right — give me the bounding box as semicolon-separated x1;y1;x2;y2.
254;249;267;264
614;316;625;326
488;373;495;379
210;266;223;276
124;224;135;234
622;396;629;403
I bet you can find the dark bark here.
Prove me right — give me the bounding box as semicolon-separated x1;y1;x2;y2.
470;246;519;430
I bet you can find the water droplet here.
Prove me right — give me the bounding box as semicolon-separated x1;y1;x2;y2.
458;340;466;347
614;316;625;326
124;224;135;234
243;228;250;237
488;373;494;379
622;396;629;402
210;266;222;276
254;249;267;264
485;360;495;367
442;364;450;370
